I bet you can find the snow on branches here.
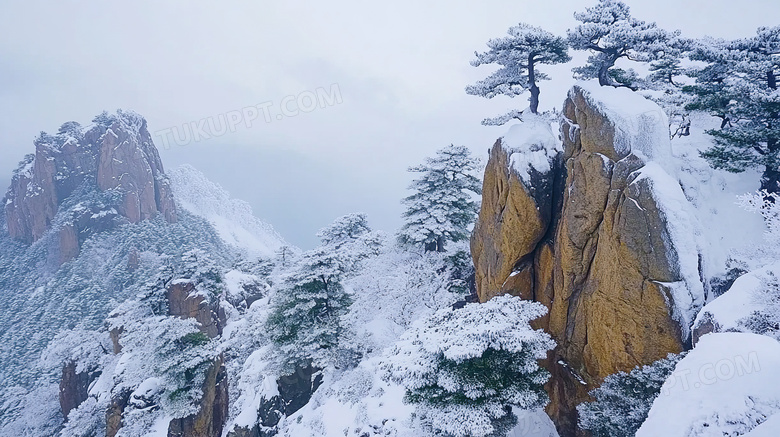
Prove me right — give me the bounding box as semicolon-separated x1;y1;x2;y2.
266;213;384;373
381;295;554;437
467;23;570;121
398;145;482;252
568;0;682;89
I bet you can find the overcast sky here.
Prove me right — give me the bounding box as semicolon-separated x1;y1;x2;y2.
1;0;778;248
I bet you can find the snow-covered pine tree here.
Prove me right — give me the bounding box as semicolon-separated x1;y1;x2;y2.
577;353;684;437
466;23;570;123
398;145;481;253
684;39;738;129
694;26;780;194
274;245;300;269
382;295;555;437
641;38;697;138
266;213;383;372
568;0;680;89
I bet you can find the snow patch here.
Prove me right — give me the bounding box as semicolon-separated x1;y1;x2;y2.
694;262;780;334
501;114;561;185
638;333;780;437
574;81;671;162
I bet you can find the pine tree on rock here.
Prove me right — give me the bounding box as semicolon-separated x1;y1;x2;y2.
694;26;780;194
398;145;482;252
382;295;555;437
466;23;570;123
266;213;383;372
568;0;680;88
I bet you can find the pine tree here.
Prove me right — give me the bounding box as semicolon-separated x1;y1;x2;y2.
398;145;482;253
382;295;555;437
266;213;383;372
568;0;680;88
683;41;738;129
466;23;570;122
577;353;684;437
693;27;780;194
641;42;696;138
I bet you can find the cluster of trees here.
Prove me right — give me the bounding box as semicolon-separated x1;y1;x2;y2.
265;144;484;367
262;143;560;436
468;0;780;193
382;295;555;437
265;213;384;373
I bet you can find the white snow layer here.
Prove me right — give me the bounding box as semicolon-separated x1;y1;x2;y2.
574;81;672;163
694;262;780;334
501;114;561;185
167;164;286;259
637;333;780;437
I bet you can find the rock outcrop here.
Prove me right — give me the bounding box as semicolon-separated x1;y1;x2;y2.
103;278;228;437
168;357;229;437
470;122;563;304
165;279;228;437
4;110;176;262
471;84;706;435
167;281;227;339
227;364;323;437
59;361;101;420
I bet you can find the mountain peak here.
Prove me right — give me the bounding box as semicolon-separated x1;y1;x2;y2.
4;110;176;261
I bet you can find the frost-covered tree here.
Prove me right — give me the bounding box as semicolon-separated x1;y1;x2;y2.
466;23;570;122
694;27;780;194
568;0;681;88
382;295;555;437
399;145;482;253
274;245;300;269
577;353;684;437
641;44;698;138
266;213;383;372
684;43;737;129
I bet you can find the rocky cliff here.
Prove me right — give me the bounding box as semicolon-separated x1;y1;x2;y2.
4;110;176;262
471;84;706;436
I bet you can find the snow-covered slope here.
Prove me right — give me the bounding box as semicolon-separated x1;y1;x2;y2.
168;165;287;259
668;113;764;279
693;262;780;338
638;333;780;437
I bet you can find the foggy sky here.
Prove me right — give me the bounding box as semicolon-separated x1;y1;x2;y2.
1;0;778;248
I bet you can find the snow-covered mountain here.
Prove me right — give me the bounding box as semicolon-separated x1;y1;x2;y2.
2;83;780;437
168;165;287;260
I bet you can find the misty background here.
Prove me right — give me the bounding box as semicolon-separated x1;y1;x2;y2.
1;0;777;247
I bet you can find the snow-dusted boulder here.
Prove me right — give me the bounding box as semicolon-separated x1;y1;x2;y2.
471;114;562;304
638;333;780;437
693;262;780;344
471;82;707;435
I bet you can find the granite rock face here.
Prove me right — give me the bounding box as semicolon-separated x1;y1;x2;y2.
167;357;229;437
167;281;226;339
88;278;229;437
59;361;100;421
4;111;176;262
470;136;562;304
471;85;705;435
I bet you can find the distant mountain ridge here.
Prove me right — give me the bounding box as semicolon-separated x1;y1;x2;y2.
0;110;287;436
